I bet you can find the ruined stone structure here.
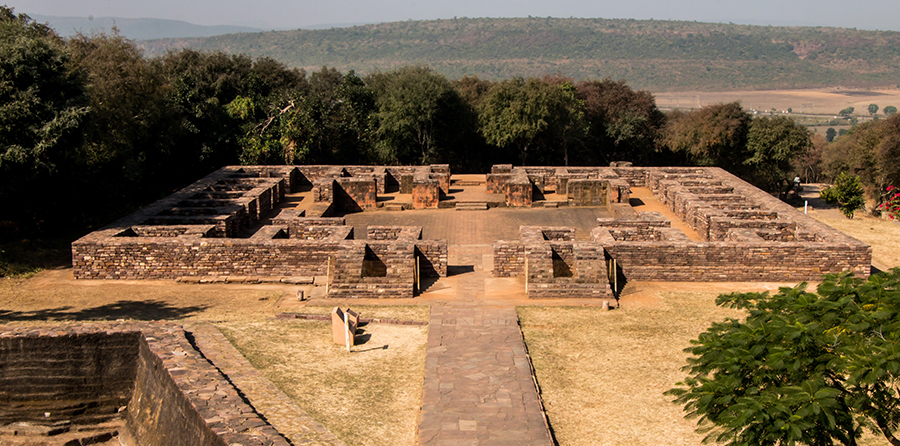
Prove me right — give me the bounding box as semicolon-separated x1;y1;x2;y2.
491;166;871;291
73;164;871;299
72;165;449;298
0;322;297;445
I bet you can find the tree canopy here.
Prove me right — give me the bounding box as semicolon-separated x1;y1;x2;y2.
668;268;900;446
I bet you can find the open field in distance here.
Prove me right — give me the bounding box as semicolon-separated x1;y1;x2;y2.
654;88;900;116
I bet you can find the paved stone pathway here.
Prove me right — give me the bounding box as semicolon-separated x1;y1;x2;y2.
185;322;346;446
417;244;553;446
418;305;552;446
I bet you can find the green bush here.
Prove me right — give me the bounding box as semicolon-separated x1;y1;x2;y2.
820;172;866;218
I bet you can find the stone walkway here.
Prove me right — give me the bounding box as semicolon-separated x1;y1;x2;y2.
185;322;346;446
417;245;553;446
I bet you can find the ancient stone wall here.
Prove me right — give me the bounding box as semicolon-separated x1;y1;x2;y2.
594;230;871;281
72;234;348;279
0;323;291;446
412;169;441;209
493;241;525;277
0;332;140;425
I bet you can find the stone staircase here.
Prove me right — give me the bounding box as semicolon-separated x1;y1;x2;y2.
455;202;489;211
452;179;485;187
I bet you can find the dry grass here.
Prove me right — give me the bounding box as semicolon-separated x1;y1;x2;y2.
216;318;428;446
520;295;893;446
812;214;900;269
294;304;430;322
0;271;286;323
519;293;741;446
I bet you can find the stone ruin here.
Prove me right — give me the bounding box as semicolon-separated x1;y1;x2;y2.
14;163;874;443
491;165;871;298
72;165;449;298
0;322;294;446
72;164;871;300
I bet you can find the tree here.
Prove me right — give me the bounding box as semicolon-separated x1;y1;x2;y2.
820;172;866;218
663;102;751;174
884;106;897;116
668;268;900;446
869;103;879;115
839;106;855;116
826;127;837;142
0;7;89;231
478;77;585;166
575;78;665;166
822;114;900;206
745;115;812;191
366;66;463;165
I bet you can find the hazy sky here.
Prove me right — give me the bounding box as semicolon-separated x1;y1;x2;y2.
10;0;900;31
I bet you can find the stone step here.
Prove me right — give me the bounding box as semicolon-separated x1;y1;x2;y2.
383;204;404;211
452;180;484;186
455;202;489;211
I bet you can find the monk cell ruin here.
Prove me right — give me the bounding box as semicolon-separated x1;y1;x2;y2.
71;164;872;299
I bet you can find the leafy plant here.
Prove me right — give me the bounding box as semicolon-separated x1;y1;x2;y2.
839;106;855;116
820;172;866;218
668;268;900;446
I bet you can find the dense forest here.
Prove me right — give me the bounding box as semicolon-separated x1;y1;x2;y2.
2;7;899;275
139;17;900;91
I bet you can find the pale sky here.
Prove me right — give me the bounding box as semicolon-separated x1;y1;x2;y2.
9;0;900;31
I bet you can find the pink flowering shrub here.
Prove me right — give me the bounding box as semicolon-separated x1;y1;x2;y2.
878;185;900;220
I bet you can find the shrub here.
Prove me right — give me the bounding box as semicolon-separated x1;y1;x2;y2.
820;172;866;218
878;185;900;220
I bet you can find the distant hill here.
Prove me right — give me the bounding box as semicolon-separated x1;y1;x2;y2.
31;14;263;40
136;17;900;92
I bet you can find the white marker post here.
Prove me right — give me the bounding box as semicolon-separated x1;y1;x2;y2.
805;200;808;214
344;311;351;352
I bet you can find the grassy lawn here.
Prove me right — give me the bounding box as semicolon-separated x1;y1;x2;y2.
216;315;428;446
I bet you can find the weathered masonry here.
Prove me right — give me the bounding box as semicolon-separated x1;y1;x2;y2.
73;164;871;298
72;165;448;298
492;166;871;289
0;322;302;446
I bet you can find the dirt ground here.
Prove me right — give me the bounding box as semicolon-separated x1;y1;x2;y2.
654;87;900;116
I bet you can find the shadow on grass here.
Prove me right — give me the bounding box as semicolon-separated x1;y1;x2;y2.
0;299;209;322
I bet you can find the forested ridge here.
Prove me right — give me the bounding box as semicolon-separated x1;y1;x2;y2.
2;7;900;275
139;17;900;91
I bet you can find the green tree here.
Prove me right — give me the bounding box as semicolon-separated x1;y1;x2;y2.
0;7;89;231
745;115;813;191
839;106;855;116
826;127;837;142
663;102;751;173
668;269;900;446
66;31;176;224
868;103;879;115
820;172;866;218
575;78;665;165
884;106;897;116
366;66;463;165
823;114;900;206
478;77;586;165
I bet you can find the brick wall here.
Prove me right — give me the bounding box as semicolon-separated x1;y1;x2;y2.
598;235;871;281
493;241;525;277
